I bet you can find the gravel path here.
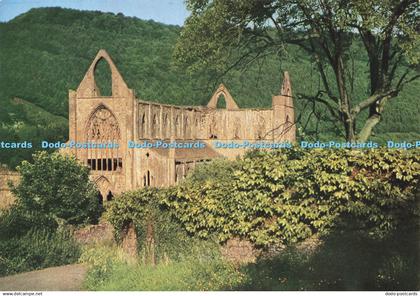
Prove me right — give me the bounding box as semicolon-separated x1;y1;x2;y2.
0;264;87;291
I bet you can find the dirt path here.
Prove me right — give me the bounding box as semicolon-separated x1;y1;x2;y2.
0;264;88;291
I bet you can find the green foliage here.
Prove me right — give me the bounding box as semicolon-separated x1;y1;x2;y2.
79;244;131;287
10;151;101;226
105;188;215;262
162;148;420;246
105;188;159;236
0;227;81;276
103;149;418;290
237;225;419;290
0;7;419;167
81;244;244;291
175;0;420;141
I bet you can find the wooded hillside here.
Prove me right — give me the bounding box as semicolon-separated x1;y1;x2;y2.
0;7;418;167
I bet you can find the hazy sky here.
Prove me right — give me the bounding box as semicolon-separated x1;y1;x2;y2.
0;0;189;25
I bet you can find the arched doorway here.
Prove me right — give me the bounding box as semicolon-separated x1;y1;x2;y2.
106;191;113;201
95;176;113;204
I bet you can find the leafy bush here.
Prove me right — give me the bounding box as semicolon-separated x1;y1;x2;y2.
10;151;102;226
0;227;81;276
105;188;218;263
162;148;420;246
0;151;101;276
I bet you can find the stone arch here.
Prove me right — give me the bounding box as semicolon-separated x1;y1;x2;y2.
85;104;122;171
216;94;227;108
85;104;120;141
151;113;159;138
174;115;181;138
184;115;190;139
95;176;113;203
207;84;239;110
93;57;112;96
76;49;132;98
143;170;152;187
139;112;146;138
162;113;169;139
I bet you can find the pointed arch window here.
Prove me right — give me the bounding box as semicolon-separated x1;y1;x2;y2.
86;105;122;171
151;114;159;138
139;113;146;138
175;115;180;138
93;58;112;96
184;115;190;139
163;113;169;139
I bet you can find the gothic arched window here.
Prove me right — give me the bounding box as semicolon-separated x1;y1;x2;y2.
86;105;122;171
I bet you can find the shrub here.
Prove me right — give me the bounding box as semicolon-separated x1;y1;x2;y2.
105;188;219;263
0;227;81;276
162;148;420;246
10;151;102;226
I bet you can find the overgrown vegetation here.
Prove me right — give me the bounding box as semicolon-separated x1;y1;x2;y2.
0;7;419;168
10;151;102;226
162;148;419;246
0;226;80;276
80;243;243;291
100;148;419;290
237;224;419;291
0;152;101;276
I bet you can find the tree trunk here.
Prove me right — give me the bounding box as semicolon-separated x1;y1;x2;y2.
357;114;381;142
344;117;356;142
357;95;390;142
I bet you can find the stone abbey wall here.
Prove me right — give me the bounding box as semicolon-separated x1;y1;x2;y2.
0;49;296;205
137;101;277;141
0;166;19;209
56;49;296;202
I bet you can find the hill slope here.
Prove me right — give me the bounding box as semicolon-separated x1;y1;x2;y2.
0;7;419;167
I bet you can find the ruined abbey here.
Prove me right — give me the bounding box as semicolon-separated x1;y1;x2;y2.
65;50;296;202
0;49;296;206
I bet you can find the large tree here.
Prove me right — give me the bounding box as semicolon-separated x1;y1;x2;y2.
174;0;419;141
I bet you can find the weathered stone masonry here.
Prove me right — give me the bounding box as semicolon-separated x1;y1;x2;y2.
0;166;19;209
0;49;296;207
66;49;296;202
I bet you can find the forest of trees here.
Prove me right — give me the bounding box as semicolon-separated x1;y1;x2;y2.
0;7;419;168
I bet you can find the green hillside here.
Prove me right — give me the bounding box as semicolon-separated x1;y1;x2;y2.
0;7;419;168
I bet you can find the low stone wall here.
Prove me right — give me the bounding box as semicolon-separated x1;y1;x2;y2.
220;237;261;264
73;222;114;245
221;235;322;264
0;167;19;210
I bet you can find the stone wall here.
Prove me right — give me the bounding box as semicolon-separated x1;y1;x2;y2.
220;237;261;264
221;235;322;264
73;222;114;245
0;166;19;209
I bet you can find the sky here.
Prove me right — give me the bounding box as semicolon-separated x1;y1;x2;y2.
0;0;190;25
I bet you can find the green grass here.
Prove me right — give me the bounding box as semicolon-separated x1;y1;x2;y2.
80;244;244;291
80;222;419;291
